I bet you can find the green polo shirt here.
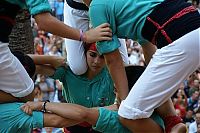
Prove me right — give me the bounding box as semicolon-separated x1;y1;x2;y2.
93;108;164;133
5;0;51;15
51;66;115;108
0;102;43;133
89;0;164;54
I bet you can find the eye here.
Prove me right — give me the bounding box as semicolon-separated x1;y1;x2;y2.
89;52;98;58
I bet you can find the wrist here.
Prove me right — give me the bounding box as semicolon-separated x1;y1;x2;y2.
42;100;50;112
79;29;87;42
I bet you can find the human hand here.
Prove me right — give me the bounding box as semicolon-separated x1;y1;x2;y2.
52;56;66;68
20;101;43;115
84;23;112;43
106;104;118;111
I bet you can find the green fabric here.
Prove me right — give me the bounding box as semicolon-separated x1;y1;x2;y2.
89;0;164;54
0;102;43;133
51;66;115;108
93;108;164;133
5;0;51;15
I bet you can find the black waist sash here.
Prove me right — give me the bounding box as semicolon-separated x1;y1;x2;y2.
142;0;200;48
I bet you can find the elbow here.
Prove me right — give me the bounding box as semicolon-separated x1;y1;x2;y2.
34;12;51;31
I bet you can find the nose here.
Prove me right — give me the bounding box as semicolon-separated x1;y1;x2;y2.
94;56;101;64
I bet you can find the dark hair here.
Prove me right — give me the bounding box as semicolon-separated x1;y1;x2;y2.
12;51;36;78
83;43;96;53
125;65;146;91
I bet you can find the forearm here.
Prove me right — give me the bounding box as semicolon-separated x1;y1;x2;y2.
43;113;79;128
42;102;90;121
36;65;55;76
104;50;129;101
34;12;80;41
45;102;99;125
28;54;57;66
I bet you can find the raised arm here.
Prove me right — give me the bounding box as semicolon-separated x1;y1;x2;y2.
34;12;112;43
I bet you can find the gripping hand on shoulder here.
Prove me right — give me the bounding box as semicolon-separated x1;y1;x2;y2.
84;23;112;43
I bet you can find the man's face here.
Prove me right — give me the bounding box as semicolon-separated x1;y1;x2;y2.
196;113;200;124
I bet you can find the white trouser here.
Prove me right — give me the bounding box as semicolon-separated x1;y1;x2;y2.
119;28;200;119
64;2;129;75
0;42;34;97
64;2;89;75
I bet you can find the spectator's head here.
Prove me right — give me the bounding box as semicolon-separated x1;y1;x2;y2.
40;75;46;82
84;43;105;76
193;79;199;89
195;108;200;125
191;90;199;100
12;51;36;78
186;107;194;118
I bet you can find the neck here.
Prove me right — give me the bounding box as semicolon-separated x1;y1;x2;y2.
86;70;96;80
83;0;91;7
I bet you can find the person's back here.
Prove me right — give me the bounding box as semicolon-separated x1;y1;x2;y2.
89;0;164;44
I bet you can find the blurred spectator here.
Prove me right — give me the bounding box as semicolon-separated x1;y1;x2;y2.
126;39;144;65
187;91;199;111
48;45;62;56
173;83;188;119
34;84;43;102
34;37;43;55
37;75;52;101
43;35;54;55
189;108;200;133
183;108;195;128
54;0;64;21
189;79;200;97
46;77;56;102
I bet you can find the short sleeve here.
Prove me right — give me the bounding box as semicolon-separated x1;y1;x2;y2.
89;4;120;54
96;35;120;54
93;108;130;133
25;0;51;15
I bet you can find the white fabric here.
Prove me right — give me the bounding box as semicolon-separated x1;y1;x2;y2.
64;2;89;75
118;38;129;65
119;28;200;119
0;42;34;97
188;121;197;133
64;2;129;75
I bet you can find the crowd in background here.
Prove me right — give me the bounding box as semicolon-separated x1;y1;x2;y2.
27;0;200;132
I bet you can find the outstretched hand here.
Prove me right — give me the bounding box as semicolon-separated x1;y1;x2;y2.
21;101;43;115
85;23;112;43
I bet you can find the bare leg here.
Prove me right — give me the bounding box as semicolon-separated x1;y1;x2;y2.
155;99;186;133
119;117;163;133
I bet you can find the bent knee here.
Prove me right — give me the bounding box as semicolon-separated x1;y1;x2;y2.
119;116;130;126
